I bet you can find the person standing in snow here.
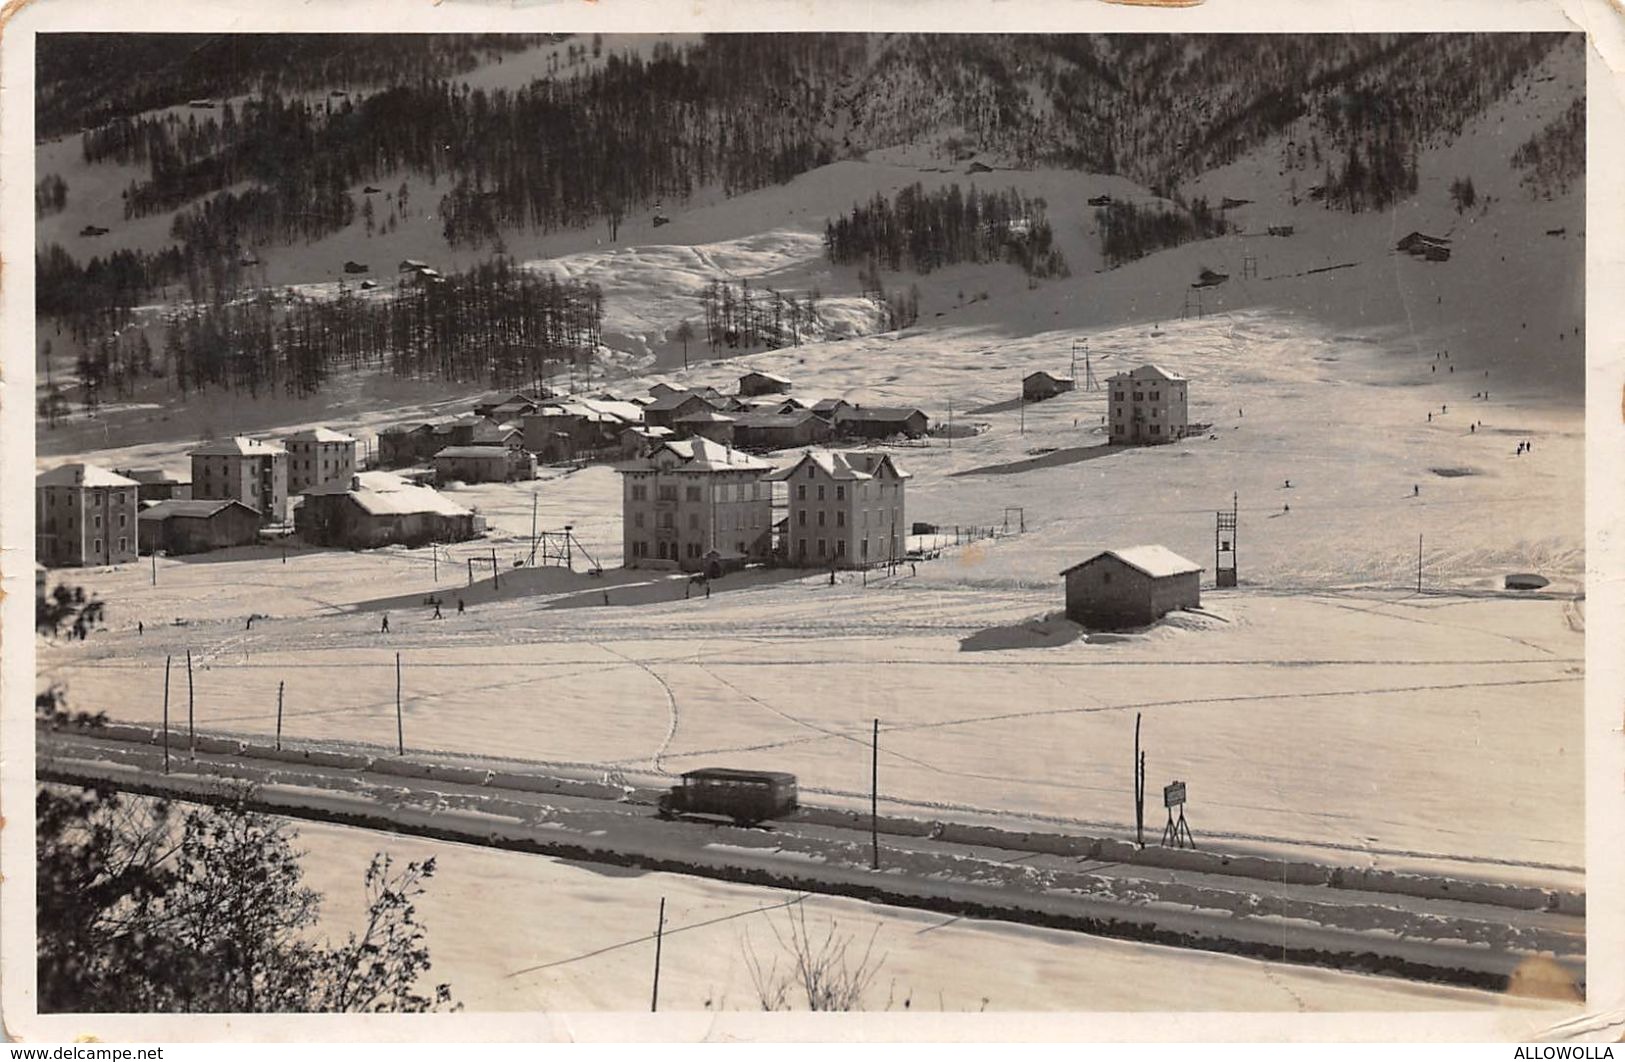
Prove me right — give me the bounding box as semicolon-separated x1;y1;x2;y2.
381;613;390;634
432;602;443;619
457;597;466;614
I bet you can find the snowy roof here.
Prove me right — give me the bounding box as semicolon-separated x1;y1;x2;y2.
433;445;513;460
189;436;286;457
113;467;185;485
283;427;356;444
624;425;675;439
1025;370;1074;384
811;398;851;413
139;499;257;521
617;437;773;474
732;409;818;428
645;390;723;413
307;471;472;518
37;463;140;489
835;406;927;422
767;450;911;482
1111;364;1185;383
675;410;737;424
740;370;791;384
1060;545;1204;579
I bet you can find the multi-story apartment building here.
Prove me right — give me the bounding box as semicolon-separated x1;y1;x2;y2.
1108;364;1189;445
282;427;357;494
617;438;774;572
35;463;141;568
769;451;910;569
189;437;289;522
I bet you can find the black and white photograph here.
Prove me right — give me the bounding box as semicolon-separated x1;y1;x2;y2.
4;0;1621;1044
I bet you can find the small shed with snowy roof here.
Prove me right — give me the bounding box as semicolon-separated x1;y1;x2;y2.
738;370;793;397
1060;545;1203;629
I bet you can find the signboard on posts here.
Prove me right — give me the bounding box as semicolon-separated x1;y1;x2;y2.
1164;781;1187;808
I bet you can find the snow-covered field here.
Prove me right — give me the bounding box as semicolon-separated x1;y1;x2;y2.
291;816;1568;1017
28;36;1590;1013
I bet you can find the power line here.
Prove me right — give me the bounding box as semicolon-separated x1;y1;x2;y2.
506;893;809;978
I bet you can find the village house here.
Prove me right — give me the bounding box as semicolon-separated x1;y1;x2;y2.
834;405;930;440
1397;232;1452;260
643;390;727;431
768;451;910;569
432;445;537;484
673;409;737;446
621;425;675;458
811;398;854;422
282;427;357;494
738;370;793;397
189;437;290;522
473;390;551;421
616;438;774;573
114;468;190;502
1108;364;1189;445
138;499;262;556
731;409;833;451
523;398;644;461
377;422;438;468
1060;545;1203;629
1023;371;1076;402
36;463;141;568
298;472;481;549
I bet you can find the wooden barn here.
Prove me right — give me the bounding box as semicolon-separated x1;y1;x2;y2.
834;406;930;440
138;499;262;556
1060;546;1203;629
1023;371;1076;402
738;370;793;397
297;473;481;549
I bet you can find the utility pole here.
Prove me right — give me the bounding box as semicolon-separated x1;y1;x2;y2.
162;655;172;775
151;549;157;586
275;681;285;750
1134;712;1145;848
871;718;880;870
1417;534;1423;594
650;897;666;1012
491;547;500;591
530;491;539;566
432;546;438;583
186;649;194;750
396;652;404;755
947;399;953;449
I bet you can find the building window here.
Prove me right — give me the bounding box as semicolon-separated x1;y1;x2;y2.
1114;392;1124;402
798;539;807;558
118;537;127;553
806;466;814;479
94;538;102;554
798;511;806;526
817;511;825;527
660;512;674;528
817;485;825;501
817;539;826;558
634;512;645;528
94;514;102;529
685;486;702;502
1133;391;1144;401
837;540;847;557
1150;391;1160;401
797;484;806;501
119;514;127;527
836;511;845;527
1150;424;1162;434
836;485;845;501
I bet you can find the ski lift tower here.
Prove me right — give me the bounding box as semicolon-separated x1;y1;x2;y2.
1072;338;1100;391
1215;492;1238;588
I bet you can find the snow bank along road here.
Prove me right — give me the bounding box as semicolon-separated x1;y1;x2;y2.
39;726;1585;997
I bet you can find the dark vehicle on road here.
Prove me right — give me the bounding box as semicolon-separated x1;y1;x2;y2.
657;768;798;826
